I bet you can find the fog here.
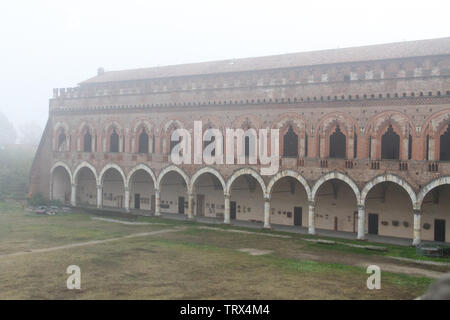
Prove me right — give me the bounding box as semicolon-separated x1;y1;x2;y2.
0;0;448;131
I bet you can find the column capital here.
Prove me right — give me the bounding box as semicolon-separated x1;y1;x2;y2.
308;200;315;207
71;183;77;188
224;193;230;200
357;204;365;210
413;209;422;215
96;184;103;189
264;197;271;203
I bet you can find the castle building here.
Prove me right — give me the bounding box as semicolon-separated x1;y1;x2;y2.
30;37;450;244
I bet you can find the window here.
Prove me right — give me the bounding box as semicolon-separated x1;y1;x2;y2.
83;130;92;152
110;128;119;152
138;129;149;153
440;124;450;161
381;125;400;159
283;126;298;157
58;130;66;151
329;125;346;158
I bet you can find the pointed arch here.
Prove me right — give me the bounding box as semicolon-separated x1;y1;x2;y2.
361;174;417;208
190;167;226;193
417;176;450;209
126;164;157;189
266;170;311;200
156;165;190;192
226;167;267;197
73;161;98;185
99;163;127;188
50;161;73;184
311;171;360;203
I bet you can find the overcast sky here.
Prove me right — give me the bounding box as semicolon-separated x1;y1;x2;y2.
0;0;449;129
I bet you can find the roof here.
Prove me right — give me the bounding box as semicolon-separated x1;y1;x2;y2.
81;37;450;84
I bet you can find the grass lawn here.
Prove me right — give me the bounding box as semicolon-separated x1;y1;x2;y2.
0;201;445;299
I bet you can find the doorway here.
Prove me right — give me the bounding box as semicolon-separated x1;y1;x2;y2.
368;213;379;235
294;207;302;226
134;194;140;209
178;196;185;214
230;201;236;220
434;219;446;242
196;194;205;217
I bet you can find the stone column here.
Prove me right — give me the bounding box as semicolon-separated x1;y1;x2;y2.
428;138;435;161
155;189;161;216
70;184;77;207
96;184;103;208
187;192;194;219
357;205;366;240
413;209;422;246
49;181;53;201
264;197;271;229
124;187;130;212
224;194;230;224
308;200;316;235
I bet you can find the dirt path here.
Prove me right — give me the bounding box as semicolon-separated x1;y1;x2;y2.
0;228;181;259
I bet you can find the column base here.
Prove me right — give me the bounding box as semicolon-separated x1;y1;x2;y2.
412;239;421;246
263;224;271;229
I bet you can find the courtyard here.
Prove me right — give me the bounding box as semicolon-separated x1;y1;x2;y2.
0;201;448;300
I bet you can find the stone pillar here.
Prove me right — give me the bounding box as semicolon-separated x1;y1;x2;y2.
124;187;130;212
264;197;271;229
357;205;366;240
70;184;77;207
224;194;230;224
96;184;103;208
155;189;161;216
187;192;194;219
49;181;53;201
413;209;422;246
371;138;377;159
308;200;316;235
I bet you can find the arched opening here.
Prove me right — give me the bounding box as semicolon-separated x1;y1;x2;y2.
110;128;119;153
75;167;97;206
421;184;450;242
270;176;308;226
283;126;298;157
192;172;224;218
83;130;92;152
159;171;188;214
365;182;413;239
381;125;400;159
51;166;71;203
138;129;149;154
229;174;264;223
329;126;346;158
101;168;125;208
58;130;67;151
440;124;450;161
129;169;155;212
315;179;358;232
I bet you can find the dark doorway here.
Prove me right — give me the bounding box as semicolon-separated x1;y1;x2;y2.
178;196;185;214
134;194;140;209
196;194;205;217
334;216;338;231
381;125;400;159
138;129;149;153
230;201;237;220
283;126;298;157
110;128;119;152
368;213;379;235
434;219;446;242
293;207;302;226
329;125;346;158
440;124;450;161
84;131;92;152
